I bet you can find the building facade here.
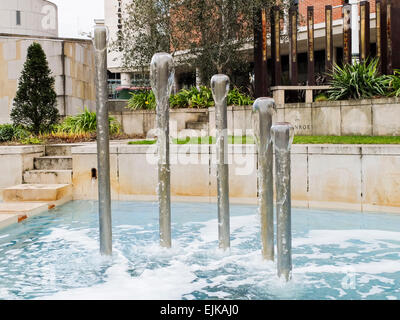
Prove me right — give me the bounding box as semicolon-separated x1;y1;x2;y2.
0;0;97;124
105;0;380;91
0;0;58;37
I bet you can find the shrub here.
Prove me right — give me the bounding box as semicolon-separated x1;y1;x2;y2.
0;124;17;142
127;90;156;110
56;108;121;135
386;70;400;97
327;58;389;101
11;42;59;134
0;124;31;142
227;88;254;106
127;86;254;110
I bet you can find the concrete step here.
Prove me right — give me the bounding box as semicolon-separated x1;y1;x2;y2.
3;184;72;204
186;121;209;130
24;170;73;184
0;202;49;219
45;145;73;156
178;129;209;138
198;114;209;122
34;156;72;170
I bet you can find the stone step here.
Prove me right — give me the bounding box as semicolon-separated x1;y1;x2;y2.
186;121;209;131
24;170;73;184
198;114;209;122
45;145;73;156
3;184;72;203
34;156;72;170
0;202;49;219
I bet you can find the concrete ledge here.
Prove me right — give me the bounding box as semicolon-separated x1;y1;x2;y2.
0;214;18;230
0;145;45;155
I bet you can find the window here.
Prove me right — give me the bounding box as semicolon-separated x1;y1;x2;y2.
16;11;21;25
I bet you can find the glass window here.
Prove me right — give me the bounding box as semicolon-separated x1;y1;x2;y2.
16;11;21;25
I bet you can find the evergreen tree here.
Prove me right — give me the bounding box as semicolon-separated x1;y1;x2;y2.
11;42;59;134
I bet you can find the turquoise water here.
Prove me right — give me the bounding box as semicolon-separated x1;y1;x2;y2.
0;201;400;300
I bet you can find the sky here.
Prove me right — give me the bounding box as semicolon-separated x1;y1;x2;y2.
51;0;104;39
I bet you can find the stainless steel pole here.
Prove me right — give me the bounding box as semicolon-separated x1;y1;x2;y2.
93;25;112;256
271;122;294;281
211;74;230;250
151;53;174;248
253;98;276;261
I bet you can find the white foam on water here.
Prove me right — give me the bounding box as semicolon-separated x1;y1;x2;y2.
41;228;99;251
294;230;400;249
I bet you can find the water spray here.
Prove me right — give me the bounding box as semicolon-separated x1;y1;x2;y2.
271;122;295;281
151;53;174;248
211;74;231;250
253;98;276;261
93;25;112;256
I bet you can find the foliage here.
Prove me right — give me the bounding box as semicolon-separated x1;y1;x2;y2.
55;108;121;135
327;58;389;101
127;86;253;110
111;0;285;87
227;88;254;106
0;124;30;142
314;93;328;102
127;90;156;110
10;42;59;134
386;70;400;97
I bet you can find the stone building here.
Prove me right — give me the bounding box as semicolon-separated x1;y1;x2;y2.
0;0;96;124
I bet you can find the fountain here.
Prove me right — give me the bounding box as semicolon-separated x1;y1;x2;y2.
252;98;276;261
211;74;231;250
271;122;295;281
93;25;112;256
151;53;175;248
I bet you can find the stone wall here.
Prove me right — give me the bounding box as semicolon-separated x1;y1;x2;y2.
0;145;45;198
71;144;400;213
0;35;96;124
109;97;400;137
210;98;400;137
109;101;209;137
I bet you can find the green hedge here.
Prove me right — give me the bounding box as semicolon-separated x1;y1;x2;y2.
127;86;254;110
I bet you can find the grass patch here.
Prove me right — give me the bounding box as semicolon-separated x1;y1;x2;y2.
293;136;400;144
128;135;400;146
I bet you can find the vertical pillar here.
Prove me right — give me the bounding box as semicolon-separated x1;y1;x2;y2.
376;0;388;74
388;0;400;72
343;4;352;65
272;122;294;282
254;7;269;98
350;0;360;63
93;26;112;256
387;0;393;74
253;98;275;261
211;74;230;251
307;6;315;85
289;6;298;85
151;53;174;249
360;1;370;62
271;6;281;86
121;72;132;86
325;5;334;76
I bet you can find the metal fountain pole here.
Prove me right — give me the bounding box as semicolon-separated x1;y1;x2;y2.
211;74;230;250
151;53;174;248
253;98;276;261
271;122;294;281
93;25;112;256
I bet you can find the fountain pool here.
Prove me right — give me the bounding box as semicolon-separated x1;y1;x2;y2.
0;201;399;300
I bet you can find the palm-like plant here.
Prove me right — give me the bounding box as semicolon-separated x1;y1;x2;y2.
327;58;389;101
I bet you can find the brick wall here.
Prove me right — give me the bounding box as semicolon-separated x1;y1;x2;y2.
298;0;377;25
